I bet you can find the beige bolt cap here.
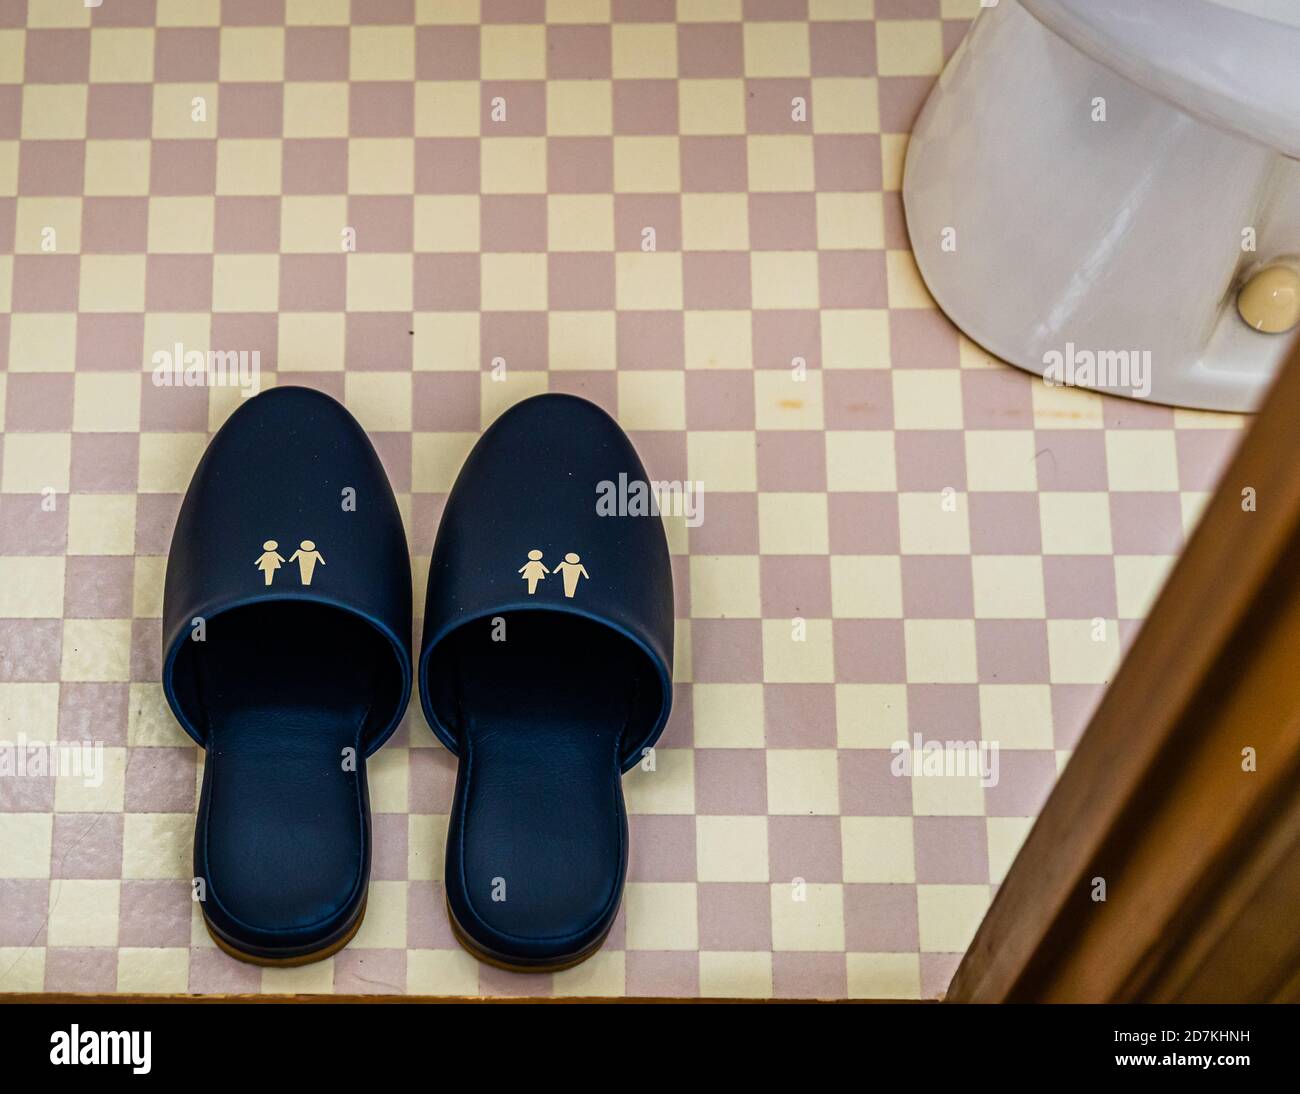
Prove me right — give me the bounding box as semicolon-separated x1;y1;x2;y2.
1238;265;1300;334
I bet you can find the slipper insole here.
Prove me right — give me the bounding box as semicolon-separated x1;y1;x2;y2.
448;613;640;949
194;603;380;934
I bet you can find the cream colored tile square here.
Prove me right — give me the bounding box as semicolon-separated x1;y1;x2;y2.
480;136;546;193
90;28;155;83
21;86;87;141
212;255;279;312
624;747;695;814
971;555;1046;619
0;29;23;83
276;313;345;372
1105;430;1180;491
1115;554;1176;619
216;139;282;195
219;27;284;81
413;431;478;492
285;0;349;24
693;683;765;748
479;371;549;427
548;80;613;136
617;370;686;430
751;250;819;310
686;430;756;492
15;196;82;254
678;79;746;136
825;430;895;491
2;431;71;492
835;682;908;749
547;1;611;23
157;0;221;25
613;136;680;193
822;309;890;369
846;953;921;1000
554;949;625;998
877;20;944;77
351;26;415;81
624;882;698;950
909;764;986;815
283;81;349;138
1038;492;1113;554
549;311;615;370
810;0;878;17
260;959;333;994
133;556;166;618
67;494;135;556
414;0;480;23
347;254;413;312
0;557;64;618
547;194;613;252
415;195;481;252
771;882;845;950
758;493;829;555
681;193;749;251
414;81;480;137
690;555;760;619
843;817;916;883
699;951;773;999
343;371;411;433
73;373;141;433
0;682;59;741
830;554;902;619
1047;618;1121;684
407;949;480;995
148;195;215;253
127;683;189;747
986;816;1036;885
0;813;53;878
117;948;189;994
413;312;480;372
745;22;810;77
697;816;769;882
47;880;120;947
408;814;448;882
352;880;406;948
684;311;753;370
0;140;19;195
763;618;834;683
754;369;823;429
766;748;839;815
480;24;546;80
905;619;978;684
79;255;146;313
143;313;210;371
349;138;415;194
612;24;677;78
965;430;1038;491
677;0;743;20
917;883;990;952
1031;378;1105;429
368;747;409;814
886;249;934;309
615;252;683;310
61;618;132;683
892;370;962;429
481;252;547;311
153;84;219;140
816;191;884;250
979;684;1054;751
897;491;970;554
747;135;814;192
0;949;46;993
811;77;879;134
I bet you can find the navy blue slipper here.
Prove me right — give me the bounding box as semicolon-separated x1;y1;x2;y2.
162;386;412;965
419;394;674;971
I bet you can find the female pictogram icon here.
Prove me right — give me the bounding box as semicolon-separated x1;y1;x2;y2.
519;549;549;594
255;540;285;586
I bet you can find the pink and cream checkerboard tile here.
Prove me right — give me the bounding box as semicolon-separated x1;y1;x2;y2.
0;0;1246;998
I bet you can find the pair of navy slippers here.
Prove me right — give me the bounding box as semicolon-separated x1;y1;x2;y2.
161;387;673;970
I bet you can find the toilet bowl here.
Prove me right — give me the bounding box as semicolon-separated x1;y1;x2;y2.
903;0;1300;412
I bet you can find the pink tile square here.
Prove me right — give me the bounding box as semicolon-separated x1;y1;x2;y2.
86;84;152;139
24;29;90;83
546;369;617;409
678;23;743;78
64;556;135;619
545;135;610;192
877;0;940;16
683;252;751;309
975;620;1050;684
285;27;349;80
878;74;935;133
914;816;989;884
612;79;678;135
0;764;54;810
214;195;281;252
0;87;20;140
1102;396;1175;430
417;25;480;79
1052;683;1103;750
814;133;882;192
0;197;11;253
749;192;817;249
370;813;408;880
627;815;698;882
479;311;546;370
70;434;140;492
615;193;681;251
369;431;412;492
480;0;544;22
149;139;217;194
746;0;809;19
681;136;747;192
883;189;909;248
838;750;913;816
983;749;1058;817
746;78;812;135
210;313;278;371
627;429;686;480
345;313;414;371
967;492;1041;554
282;138;348;194
900;555;973;618
894;430;966;491
1042;555;1118;618
548;25;611;78
823;370;892;429
756;430;826;491
688;492;758;555
691;620;763;683
44;950;117;993
408;747;457;814
909;682;980;738
612;0;675;20
222;0;285;25
349;195;414;252
351;82;414;137
12;255;80;312
1030;430;1108;491
413;372;480;431
119;880;192;948
188;949;262;993
279;254;346;311
4;373;74;431
698;883;772;951
833;619;906;682
0;495;67;555
811;20;875;76
133;494;182;556
615;310;683;370
685;371;755;430
0;881;48;944
827;492;900;554
843;884;918;952
481;193;546;251
760;553;832;622
218;83;284;138
818;250;886;308
352;0;414;23
1175;429;1239;491
548;252;615;310
141;382;210;431
414;253;480;311
416;137;481;192
131;618;163;684
82;197;149;254
405;882;455;948
0;620;63;682
1109;493;1183;555
751;309;820;370
769;815;841;881
890;310;959;369
962;367;1034;429
18;141;85;196
773;953;847;999
50;813;123;879
626;951;698;998
335;949;407;995
922;952;963;1000
155;27;220;82
124;746;196;812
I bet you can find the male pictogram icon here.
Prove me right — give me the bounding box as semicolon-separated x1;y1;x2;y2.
518;549;549;594
255;540;285;586
290;540;325;585
554;552;589;598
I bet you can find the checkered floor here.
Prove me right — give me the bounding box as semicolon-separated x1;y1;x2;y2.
0;0;1246;998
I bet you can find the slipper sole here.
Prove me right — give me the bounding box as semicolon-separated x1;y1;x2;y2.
202;898;368;968
445;897;611;975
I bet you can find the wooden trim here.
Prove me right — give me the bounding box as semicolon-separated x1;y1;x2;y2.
0;993;914;1004
948;336;1300;1003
